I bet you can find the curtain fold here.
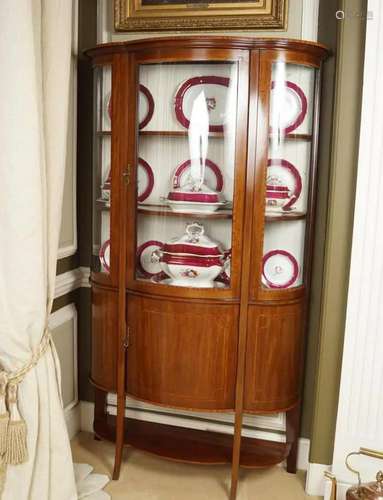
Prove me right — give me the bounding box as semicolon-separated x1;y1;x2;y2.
0;1;77;498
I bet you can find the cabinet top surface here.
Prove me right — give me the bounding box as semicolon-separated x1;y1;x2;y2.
85;36;329;60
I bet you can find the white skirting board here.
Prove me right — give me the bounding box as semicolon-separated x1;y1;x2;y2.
305;462;331;497
305;465;357;498
77;400;311;473
323;477;352;500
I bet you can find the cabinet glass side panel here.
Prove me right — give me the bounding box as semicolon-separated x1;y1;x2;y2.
262;63;316;290
134;62;238;289
92;64;112;274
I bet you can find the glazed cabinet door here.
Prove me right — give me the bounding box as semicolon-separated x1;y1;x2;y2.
91;57;123;287
124;48;249;300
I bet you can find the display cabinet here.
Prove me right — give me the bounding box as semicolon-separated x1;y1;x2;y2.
86;37;328;499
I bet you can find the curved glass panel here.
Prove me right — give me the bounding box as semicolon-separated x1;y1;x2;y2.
134;62;238;289
92;64;112;274
262;62;317;290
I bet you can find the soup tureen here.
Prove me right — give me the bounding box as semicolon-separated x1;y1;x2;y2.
152;222;229;288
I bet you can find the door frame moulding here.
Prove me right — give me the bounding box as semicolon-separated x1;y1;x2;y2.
301;0;320;41
58;0;78;259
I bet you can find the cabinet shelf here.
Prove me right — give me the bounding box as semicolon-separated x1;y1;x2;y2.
138;204;233;219
95;415;291;468
265;211;306;222
139;131;312;141
139;130;224;138
96;199;110;210
269;133;312;141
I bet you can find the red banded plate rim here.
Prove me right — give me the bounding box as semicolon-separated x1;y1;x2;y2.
137;158;154;202
99;240;110;272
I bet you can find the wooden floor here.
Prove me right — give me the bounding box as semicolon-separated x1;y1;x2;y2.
71;432;323;500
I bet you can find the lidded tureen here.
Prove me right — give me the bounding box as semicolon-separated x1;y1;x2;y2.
265;174;297;211
166;181;225;214
152;222;229;288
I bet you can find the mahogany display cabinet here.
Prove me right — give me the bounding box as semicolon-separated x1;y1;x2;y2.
85;37;329;499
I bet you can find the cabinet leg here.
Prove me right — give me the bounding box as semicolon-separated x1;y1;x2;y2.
286;405;300;473
94;387;107;441
230;412;243;500
112;392;126;480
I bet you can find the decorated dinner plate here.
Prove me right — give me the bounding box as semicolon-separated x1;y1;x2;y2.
269;81;307;135
262;249;299;289
106;85;154;130
99;240;110;273
174;76;230;133
172;159;224;192
136;240;164;279
266;159;302;211
216;249;231;285
138;84;155;129
137;158;154;203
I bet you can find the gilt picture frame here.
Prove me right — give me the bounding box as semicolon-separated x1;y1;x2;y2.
114;0;288;32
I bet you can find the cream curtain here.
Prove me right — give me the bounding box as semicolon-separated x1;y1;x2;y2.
0;1;107;499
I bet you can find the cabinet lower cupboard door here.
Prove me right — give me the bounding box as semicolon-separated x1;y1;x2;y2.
126;295;239;410
244;302;304;413
91;286;118;392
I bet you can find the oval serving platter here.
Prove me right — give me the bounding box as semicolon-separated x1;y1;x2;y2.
172;158;224;192
174;76;230;133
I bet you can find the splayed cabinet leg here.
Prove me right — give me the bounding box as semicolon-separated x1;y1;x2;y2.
286;405;300;473
113;392;126;480
230;412;243;500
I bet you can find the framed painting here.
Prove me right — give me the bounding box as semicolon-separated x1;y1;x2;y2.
114;0;288;32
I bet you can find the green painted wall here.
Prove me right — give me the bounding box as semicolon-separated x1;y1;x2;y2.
300;0;339;440
308;0;367;464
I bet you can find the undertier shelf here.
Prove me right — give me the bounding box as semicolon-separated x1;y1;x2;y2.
94;416;291;468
